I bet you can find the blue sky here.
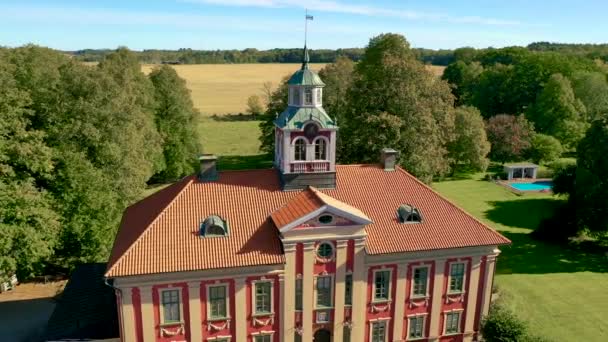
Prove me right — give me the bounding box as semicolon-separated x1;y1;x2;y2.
1;0;607;51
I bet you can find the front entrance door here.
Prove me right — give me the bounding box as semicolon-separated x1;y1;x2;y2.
314;329;331;342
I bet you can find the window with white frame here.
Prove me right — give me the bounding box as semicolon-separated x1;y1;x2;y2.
295;278;303;311
449;263;465;293
314;138;327;160
161;289;181;323
208;284;227;319
412;266;429;297
295;332;302;342
445;312;461;334
408;315;425;339
304;87;313;105
373;269;391;302
344;273;353;305
254;281;272;314
294;138;306;161
254;334;272;342
316;275;332;307
371;321;387;342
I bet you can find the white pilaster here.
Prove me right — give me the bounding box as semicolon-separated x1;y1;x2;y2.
333;240;349;341
392;262;408;341
329;130;337;172
140;286;155;342
463;257;482;342
234;277;248;342
281;243;297;342
428;259;446;341
188;282;202;342
302;242;315;341
350;238;367;342
481;254;498;317
120;287;137;342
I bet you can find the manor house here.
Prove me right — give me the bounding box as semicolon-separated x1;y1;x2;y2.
105;47;509;342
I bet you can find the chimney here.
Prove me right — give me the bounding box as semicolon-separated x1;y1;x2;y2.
199;154;218;181
380;148;398;171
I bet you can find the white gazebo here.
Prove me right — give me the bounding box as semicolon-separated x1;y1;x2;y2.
503;163;539;180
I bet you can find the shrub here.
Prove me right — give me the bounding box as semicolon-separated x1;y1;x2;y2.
527;133;563;164
481;303;528;342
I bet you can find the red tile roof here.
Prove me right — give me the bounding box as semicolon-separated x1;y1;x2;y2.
105;165;510;278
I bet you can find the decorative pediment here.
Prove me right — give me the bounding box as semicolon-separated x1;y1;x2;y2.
270;187;372;233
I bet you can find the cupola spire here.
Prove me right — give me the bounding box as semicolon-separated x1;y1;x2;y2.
302;9;313;70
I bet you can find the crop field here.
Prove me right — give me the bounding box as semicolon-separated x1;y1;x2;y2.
141;63;444;156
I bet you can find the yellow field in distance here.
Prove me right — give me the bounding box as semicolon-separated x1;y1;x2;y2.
141;63;445;115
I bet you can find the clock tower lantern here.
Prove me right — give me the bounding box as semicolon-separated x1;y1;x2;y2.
274;46;338;190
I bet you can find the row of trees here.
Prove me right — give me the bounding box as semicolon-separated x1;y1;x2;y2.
70;47;458;65
0;46;201;280
259;34;492;183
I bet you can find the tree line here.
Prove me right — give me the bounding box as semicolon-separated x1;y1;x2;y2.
0;46;201;280
70;47;457;65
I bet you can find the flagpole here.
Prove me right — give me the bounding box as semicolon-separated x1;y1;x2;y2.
305;8;308;47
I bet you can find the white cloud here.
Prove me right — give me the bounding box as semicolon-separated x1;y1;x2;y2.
183;0;522;26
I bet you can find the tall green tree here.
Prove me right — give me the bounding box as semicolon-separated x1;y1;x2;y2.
575;119;608;234
149;65;202;182
448;106;490;172
0;59;59;279
485;114;535;163
258;76;289;155
342;34;455;182
526;133;563;164
442;61;483;106
526;73;587;148
571;71;608;122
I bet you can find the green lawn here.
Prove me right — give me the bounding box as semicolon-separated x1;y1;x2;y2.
200;116;263;156
434;177;608;342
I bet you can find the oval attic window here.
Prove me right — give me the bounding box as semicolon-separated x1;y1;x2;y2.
317;242;334;259
318;214;334;225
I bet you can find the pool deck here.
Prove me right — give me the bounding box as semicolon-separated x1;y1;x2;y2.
496;178;553;194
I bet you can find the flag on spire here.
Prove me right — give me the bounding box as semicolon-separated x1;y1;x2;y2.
306;14;314;20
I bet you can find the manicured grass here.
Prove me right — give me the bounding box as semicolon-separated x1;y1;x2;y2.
434;176;608;342
199;116;263;156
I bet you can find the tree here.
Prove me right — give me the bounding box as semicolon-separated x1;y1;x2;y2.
149;65;202;182
448;106;490;172
571;71;608;122
527;133;563;164
526;73;587;148
342;34;455;183
246;94;264;118
258;76;289;154
0;60;59;279
575;119;608;234
442;61;483;106
318;56;354;118
485;114;535;163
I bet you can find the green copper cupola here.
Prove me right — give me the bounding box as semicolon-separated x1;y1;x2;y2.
274;43;338;190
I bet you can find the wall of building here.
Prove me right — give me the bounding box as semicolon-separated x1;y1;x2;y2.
113;245;499;342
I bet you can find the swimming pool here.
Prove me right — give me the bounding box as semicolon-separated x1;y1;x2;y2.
509;181;553;191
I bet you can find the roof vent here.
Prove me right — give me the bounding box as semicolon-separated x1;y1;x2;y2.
381;148;398;171
397;204;422;223
199;154;218;182
200;215;229;237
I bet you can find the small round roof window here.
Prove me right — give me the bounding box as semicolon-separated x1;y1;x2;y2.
318;214;333;225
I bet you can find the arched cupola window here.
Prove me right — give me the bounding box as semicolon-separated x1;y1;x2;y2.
294;138;307;161
200;215;229;237
397;204;422;223
314;138;327;160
